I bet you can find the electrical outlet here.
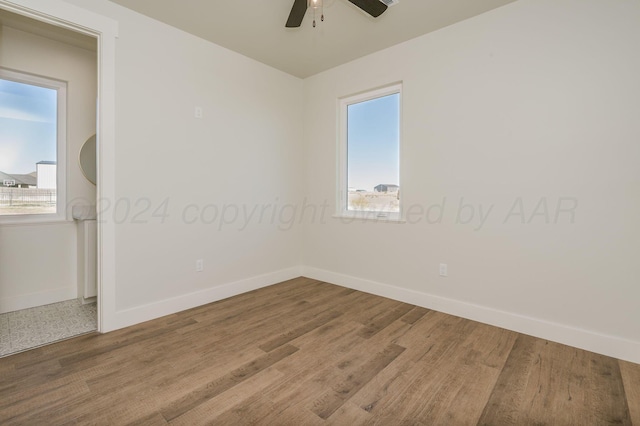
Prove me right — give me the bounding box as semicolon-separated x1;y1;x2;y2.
194;106;203;119
196;259;204;272
439;263;448;277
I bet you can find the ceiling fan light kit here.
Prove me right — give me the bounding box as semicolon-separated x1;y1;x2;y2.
286;0;395;28
308;0;324;28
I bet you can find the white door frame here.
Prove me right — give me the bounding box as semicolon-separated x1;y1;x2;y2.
0;0;118;332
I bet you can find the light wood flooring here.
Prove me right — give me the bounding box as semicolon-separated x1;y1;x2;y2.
1;277;638;425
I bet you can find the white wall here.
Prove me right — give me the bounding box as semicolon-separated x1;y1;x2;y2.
302;0;640;362
0;24;97;313
58;0;305;326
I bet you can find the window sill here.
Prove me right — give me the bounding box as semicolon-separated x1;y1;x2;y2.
332;214;406;224
0;215;72;227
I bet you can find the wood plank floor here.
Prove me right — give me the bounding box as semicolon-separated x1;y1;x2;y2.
1;277;638;425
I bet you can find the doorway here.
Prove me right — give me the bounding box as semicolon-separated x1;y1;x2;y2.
0;0;118;339
0;6;102;356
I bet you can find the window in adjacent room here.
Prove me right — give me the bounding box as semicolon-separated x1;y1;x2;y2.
338;83;401;220
0;68;67;222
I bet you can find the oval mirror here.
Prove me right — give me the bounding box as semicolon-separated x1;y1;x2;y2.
79;134;96;185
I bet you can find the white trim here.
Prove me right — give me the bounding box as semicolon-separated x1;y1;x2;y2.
331;214;406;224
107;267;303;332
0;0;118;37
301;266;640;365
0;0;119;333
0;285;76;314
337;82;403;221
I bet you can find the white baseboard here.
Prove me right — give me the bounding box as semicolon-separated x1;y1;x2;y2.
100;264;640;364
106;266;303;332
301;266;640;365
0;286;77;314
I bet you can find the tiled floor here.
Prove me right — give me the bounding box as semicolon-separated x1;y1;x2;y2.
0;299;97;357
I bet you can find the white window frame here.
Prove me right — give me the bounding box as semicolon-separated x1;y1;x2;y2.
0;67;68;225
337;83;403;222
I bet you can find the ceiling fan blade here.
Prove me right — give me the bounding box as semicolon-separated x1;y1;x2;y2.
286;0;308;27
347;0;388;18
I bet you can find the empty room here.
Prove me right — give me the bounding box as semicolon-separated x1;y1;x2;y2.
0;0;639;424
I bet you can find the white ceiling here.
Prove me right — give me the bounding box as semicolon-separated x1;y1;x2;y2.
108;0;517;78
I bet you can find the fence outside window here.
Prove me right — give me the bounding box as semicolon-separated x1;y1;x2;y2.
0;188;57;215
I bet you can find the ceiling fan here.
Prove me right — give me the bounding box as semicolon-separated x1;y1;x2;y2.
285;0;389;28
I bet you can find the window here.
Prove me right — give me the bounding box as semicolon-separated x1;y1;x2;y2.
338;83;401;220
0;68;67;223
